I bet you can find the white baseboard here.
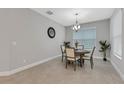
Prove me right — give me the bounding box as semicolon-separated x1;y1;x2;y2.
94;56;110;61
110;61;124;81
106;57;111;61
0;71;10;76
94;56;103;59
0;55;113;77
0;55;61;76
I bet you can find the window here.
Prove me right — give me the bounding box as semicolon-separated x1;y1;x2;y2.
73;27;96;49
111;9;122;59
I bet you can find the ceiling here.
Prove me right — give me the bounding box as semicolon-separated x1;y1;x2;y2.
32;8;115;26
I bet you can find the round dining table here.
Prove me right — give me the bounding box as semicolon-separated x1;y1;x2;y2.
75;49;90;67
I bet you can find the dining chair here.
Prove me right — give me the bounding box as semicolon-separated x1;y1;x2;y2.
65;47;80;71
60;45;66;62
82;46;96;69
77;45;84;50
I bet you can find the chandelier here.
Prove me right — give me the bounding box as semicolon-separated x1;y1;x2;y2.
72;13;80;32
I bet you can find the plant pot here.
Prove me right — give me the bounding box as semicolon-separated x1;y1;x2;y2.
103;58;107;61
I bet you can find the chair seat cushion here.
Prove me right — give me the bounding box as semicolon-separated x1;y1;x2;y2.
82;56;90;60
67;56;80;61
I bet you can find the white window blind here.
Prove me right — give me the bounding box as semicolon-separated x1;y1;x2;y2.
112;9;122;58
73;27;96;49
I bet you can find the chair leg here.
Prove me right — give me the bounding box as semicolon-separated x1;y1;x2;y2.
90;58;94;69
82;59;84;66
80;55;82;67
62;55;63;62
66;60;68;69
74;61;76;71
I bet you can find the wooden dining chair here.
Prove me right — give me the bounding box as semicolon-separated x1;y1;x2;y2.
60;45;66;62
77;45;84;50
82;46;96;69
65;47;80;71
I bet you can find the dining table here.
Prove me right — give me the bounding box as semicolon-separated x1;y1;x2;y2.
75;49;90;67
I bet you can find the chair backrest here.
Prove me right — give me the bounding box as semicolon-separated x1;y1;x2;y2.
90;46;96;58
60;45;65;53
65;47;75;58
77;45;84;50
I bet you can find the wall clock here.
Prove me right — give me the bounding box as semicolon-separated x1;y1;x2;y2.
47;27;56;38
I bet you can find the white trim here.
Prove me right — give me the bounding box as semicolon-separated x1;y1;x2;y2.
110;60;124;81
0;55;61;76
0;55;111;76
94;56;111;61
94;56;103;59
0;71;10;76
107;57;111;61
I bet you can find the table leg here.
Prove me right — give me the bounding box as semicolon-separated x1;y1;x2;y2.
80;54;82;67
80;54;85;67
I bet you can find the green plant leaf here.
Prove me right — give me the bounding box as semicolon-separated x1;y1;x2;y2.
99;40;110;54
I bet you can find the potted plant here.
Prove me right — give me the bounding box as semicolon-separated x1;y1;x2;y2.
99;40;110;61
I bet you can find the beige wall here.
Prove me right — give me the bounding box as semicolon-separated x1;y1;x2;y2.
65;19;110;58
0;9;65;72
0;10;10;71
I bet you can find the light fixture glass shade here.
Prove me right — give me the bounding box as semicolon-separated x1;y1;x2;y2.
72;13;80;32
72;23;80;32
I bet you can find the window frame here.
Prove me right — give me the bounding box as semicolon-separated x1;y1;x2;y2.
73;27;96;49
111;9;122;60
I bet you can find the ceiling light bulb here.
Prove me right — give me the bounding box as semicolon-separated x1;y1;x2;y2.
72;13;80;32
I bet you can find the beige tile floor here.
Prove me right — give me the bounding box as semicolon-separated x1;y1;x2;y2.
0;57;123;84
